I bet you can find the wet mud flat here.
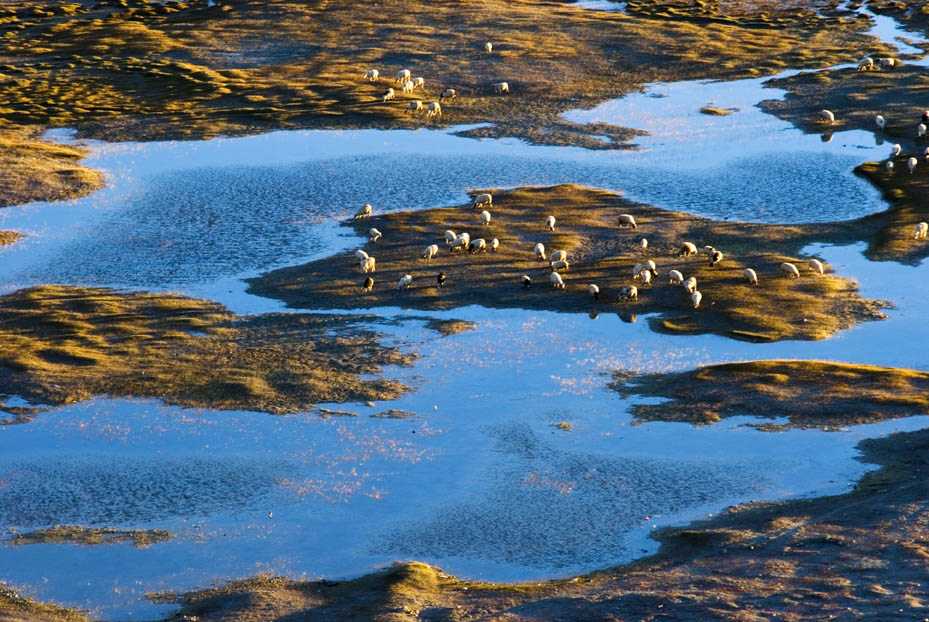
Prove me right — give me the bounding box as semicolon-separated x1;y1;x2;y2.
248;185;888;343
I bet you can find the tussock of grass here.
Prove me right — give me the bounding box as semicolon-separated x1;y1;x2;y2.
0;285;414;418
6;526;172;549
611;359;929;428
249;185;887;342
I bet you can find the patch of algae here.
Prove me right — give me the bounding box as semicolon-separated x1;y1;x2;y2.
248;185;887;343
0;285;413;419
610;359;929;428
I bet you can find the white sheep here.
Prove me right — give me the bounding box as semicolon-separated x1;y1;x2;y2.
369;227;382;242
354;203;372;219
440;88;456;101
402;80;415;94
857;56;873;71
820;109;835;124
638;269;652;286
886;160;895;173
924;146;929;161
480;210;491;226
879;57;895;70
920;124;927;138
709;250;723;266
909;157;919;174
683;276;697;293
680;242;697;256
691;290;702;309
405;100;423;114
382;88;395;102
494;81;509;94
468;238;487;254
551;259;569;272
491;238;499;251
485;42;493;53
354;249;369;262
426;101;442;117
364;69;379;81
587;284;600;300
875;114;885;130
458;232;471;246
809;258;824;274
545;215;556;232
397;274;413;290
549;250;567;264
362;276;374;292
632;262;643;278
550;272;565;289
744;268;758;285
444;230;457;246
450;236;468;252
668;269;684;285
472;193;492;209
618;285;638;301
423;244;439;260
780;262;800;279
915;221;929;239
702;245;716;257
892;143;902;156
618;214;637;229
522;274;532;288
534;242;546;260
645;259;657;275
395;69;411;84
362;256;377;273
640;238;648;251
413;77;425;90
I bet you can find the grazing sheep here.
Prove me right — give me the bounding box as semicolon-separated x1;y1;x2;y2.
362;276;374;292
632;262;644;278
405;100;423;114
551;259;569;272
545;215;556;232
491;238;499;251
437;272;447;287
691;290;702;309
485;42;493;53
413;77;425;90
362;256;377;273
915;221;929;239
480;210;491;226
395;69;412;84
744;268;758;285
857;56;873;71
680;242;697;256
640;238;648;251
920;124;928;138
550;272;565;289
702;245;716;257
472;193;493;209
364;69;380;81
440;88;456;101
923;111;929;125
494;82;509;94
354;249;369;262
402;80;415;94
468;238;487;254
369;228;382;242
646;259;657;275
397;274;413;290
549;250;567;264
522;274;532;288
886;160;895;173
450;236;468;252
875;115;885;130
879;57;895;70
909;157;919;174
382;88;395;102
426;101;442;117
423;244;439;260
668;269;684;285
534;242;546;260
618;285;638;301
683;276;697;294
444;230;457;246
892;143;902;156
809;258;824;274
587;284;600;300
458;232;471;247
618;214;637;229
820;109;835;124
709;250;723;266
354;203;372;219
637;269;652;286
924;146;929;161
780;262;800;279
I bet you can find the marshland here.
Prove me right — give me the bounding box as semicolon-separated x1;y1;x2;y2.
2;1;929;620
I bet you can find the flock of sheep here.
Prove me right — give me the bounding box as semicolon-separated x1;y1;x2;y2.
349;194;828;309
362;42;508;121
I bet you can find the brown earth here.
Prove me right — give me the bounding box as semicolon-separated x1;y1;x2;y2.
610;359;929;429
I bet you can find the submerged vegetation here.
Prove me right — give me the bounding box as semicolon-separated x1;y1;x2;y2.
611;360;929;428
249;185;887;342
0;285;414;418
